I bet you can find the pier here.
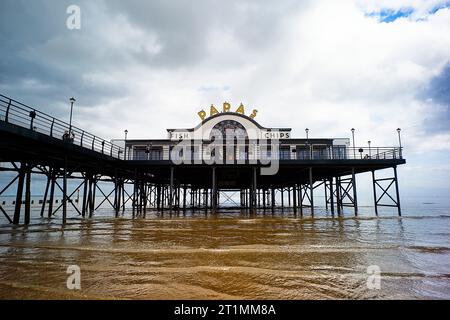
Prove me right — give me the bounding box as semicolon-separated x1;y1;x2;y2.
0;94;405;225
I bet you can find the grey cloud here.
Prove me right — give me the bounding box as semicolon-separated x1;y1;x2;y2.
0;0;306;119
106;0;307;68
421;62;450;133
0;0;130;117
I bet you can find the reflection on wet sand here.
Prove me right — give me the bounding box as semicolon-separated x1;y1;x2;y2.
0;209;449;299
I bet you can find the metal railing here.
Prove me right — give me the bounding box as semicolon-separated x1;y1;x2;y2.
0;94;124;159
129;145;403;161
344;147;402;160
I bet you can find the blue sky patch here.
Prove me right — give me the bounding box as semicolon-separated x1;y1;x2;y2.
366;2;450;23
366;7;414;23
429;1;450;14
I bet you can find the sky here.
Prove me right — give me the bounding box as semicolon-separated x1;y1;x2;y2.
1;0;450;199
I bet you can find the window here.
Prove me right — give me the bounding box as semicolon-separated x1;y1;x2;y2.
134;148;147;160
297;146;311;160
279;146;290;159
237;145;248;160
149;147;163;160
313;147;327;160
332;146;346;160
210;120;248;140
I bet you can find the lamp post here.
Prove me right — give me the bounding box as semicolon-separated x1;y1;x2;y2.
146;144;151;160
351;128;356;158
368;140;371;158
69;97;75;137
397;128;402;158
305;128;311;159
124;129;128;160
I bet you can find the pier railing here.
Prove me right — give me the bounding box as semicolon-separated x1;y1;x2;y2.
0;94;124;159
129;145;403;161
344;147;402;160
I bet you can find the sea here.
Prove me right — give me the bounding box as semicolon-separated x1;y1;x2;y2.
0;195;449;299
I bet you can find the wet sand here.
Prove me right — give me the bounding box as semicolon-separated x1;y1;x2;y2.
0;209;449;299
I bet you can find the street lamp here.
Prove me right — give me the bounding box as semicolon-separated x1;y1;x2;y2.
305;128;311;159
146;144;151;160
368;140;371;158
69;97;76;137
124;129;128;160
397;128;402;158
351;128;356;158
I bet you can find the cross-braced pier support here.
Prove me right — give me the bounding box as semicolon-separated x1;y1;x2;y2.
372;166;401;216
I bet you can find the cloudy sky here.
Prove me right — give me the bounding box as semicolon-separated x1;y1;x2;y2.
1;0;450;199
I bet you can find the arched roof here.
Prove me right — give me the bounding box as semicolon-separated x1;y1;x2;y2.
193;112;267;131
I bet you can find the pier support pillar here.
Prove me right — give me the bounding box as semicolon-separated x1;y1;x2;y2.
212;167;217;212
292;184;297;215
394;166;402;216
13;162;25;224
271;187;275;212
309;167;314;216
352;167;358;216
251;167;257;212
48;170;56;218
81;173;88;217
157;184;161;211
336;176;342;216
24;164;31;225
40;168;51;218
62;156;67;224
169;167;174;211
329;178;335;216
298;183;303;216
89;176;96;218
183;185;187;212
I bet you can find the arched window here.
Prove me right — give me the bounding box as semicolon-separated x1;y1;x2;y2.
210;120;248;140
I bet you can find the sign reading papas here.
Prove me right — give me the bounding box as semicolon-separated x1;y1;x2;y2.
198;102;257;121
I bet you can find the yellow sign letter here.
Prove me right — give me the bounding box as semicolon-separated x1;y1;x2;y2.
236;103;245;114
210;104;219;116
198;110;206;121
249;109;258;119
223;102;231;113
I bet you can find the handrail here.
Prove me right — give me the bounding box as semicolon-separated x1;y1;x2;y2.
0;94;124;160
129;144;403;161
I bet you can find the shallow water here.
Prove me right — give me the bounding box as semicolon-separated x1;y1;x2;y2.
0;206;449;300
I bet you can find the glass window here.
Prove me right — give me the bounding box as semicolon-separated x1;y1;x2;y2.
150;147;162;160
297;146;311;160
279;146;290;159
134;149;146;160
332;146;346;159
313;147;327;160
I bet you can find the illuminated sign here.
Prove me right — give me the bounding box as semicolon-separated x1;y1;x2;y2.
198;102;258;121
